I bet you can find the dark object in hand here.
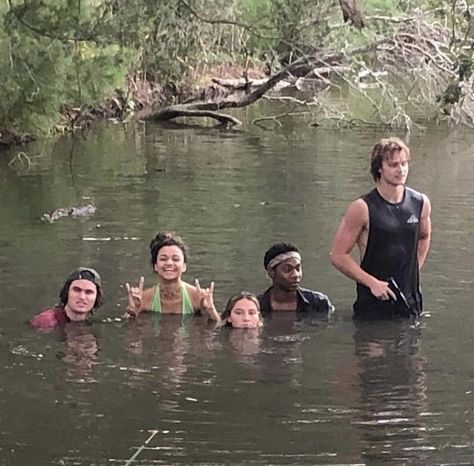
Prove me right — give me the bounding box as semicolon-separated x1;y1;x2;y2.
388;277;419;318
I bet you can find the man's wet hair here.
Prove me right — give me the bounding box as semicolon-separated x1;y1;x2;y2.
263;242;301;270
370;137;411;182
149;231;188;267
58;268;103;309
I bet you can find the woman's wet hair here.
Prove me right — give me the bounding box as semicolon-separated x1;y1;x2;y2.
221;291;260;325
263;242;300;270
149;231;188;267
58;269;103;309
370;137;410;182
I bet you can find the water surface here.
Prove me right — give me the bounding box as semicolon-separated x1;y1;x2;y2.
1;116;473;465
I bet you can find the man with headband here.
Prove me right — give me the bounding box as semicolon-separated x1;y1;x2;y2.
31;267;103;329
257;243;334;314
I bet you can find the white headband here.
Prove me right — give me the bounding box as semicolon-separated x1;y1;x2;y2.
266;251;301;271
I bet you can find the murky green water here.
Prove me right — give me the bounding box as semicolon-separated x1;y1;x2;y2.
1;114;474;465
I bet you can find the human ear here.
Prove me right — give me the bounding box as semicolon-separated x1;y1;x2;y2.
182;263;187;273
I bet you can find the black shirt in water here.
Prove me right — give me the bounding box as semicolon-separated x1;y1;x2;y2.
354;187;424;318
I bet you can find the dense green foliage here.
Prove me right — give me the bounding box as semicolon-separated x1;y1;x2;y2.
0;0;472;137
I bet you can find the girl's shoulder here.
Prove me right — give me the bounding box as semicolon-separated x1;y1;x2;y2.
141;285;157;309
182;281;200;308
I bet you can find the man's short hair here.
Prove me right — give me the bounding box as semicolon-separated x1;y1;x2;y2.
59;267;103;309
263;242;301;270
370;137;410;182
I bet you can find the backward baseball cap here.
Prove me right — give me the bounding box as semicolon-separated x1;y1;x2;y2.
67;267;102;288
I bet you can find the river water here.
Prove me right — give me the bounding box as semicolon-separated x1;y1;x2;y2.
1;115;474;465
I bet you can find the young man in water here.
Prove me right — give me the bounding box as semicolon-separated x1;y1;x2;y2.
258;242;334;314
330;137;431;318
31;267;103;329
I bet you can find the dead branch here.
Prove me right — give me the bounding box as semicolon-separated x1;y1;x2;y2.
145;105;242;126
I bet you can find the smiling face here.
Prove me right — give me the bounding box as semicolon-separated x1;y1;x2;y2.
269;257;302;292
379;149;409;187
154;245;187;281
227;298;261;329
64;279;97;321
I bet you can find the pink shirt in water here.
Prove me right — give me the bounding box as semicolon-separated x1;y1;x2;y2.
31;306;71;329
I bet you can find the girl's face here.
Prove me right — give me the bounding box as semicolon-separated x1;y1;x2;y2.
154;245;186;281
227;298;261;328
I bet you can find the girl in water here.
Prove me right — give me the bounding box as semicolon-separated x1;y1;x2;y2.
125;232;220;321
221;291;262;328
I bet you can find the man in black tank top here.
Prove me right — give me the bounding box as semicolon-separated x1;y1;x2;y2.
330;138;432;319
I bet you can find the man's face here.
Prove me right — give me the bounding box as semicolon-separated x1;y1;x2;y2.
379;149;409;187
65;279;97;321
270;257;302;291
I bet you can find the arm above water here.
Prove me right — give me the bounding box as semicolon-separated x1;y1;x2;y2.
124;277;154;318
418;194;432;269
330;199;396;301
192;280;221;322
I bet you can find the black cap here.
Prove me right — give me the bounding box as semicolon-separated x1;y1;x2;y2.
67;267;102;289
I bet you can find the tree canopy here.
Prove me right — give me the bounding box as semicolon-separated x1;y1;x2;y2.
0;0;473;145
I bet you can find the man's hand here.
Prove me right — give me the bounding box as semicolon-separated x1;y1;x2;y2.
369;279;397;301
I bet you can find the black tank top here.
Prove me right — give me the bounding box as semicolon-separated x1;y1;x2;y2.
354;187;424;317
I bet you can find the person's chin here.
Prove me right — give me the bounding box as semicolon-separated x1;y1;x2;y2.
69;311;90;321
285;283;300;291
160;271;180;280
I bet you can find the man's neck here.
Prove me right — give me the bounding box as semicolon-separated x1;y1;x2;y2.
376;183;405;203
64;304;88;322
270;286;298;311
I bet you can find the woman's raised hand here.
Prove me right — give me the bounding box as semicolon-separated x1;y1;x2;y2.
125;276;144;318
195;279;220;321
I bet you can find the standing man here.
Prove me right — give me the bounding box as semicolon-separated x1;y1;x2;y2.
330;137;431;318
31;267;103;329
258;242;334;314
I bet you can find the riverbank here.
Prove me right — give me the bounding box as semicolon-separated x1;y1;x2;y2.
0;62;268;152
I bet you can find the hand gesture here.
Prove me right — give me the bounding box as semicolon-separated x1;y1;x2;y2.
125;276;144;318
195;279;215;311
195;279;221;322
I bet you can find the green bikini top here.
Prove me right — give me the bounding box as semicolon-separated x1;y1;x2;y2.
151;283;195;315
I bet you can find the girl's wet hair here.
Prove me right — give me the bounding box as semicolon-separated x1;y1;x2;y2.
221;291;261;325
370;137;410;182
149;231;188;267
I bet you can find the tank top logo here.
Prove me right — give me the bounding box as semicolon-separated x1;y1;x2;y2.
406;214;419;224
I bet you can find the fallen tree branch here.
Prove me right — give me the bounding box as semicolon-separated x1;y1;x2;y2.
145;105;242;126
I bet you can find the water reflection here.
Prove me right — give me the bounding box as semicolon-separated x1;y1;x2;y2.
3;121;474;464
223;327;262;366
121;314;217;390
352;320;431;465
58;323;99;384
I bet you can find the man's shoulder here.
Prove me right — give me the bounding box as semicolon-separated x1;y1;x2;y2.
297;287;335;313
405;186;424;200
257;287;272;312
31;306;67;329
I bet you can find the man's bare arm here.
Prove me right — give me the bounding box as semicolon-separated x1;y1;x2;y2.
418;194;432;269
330;199;396;301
